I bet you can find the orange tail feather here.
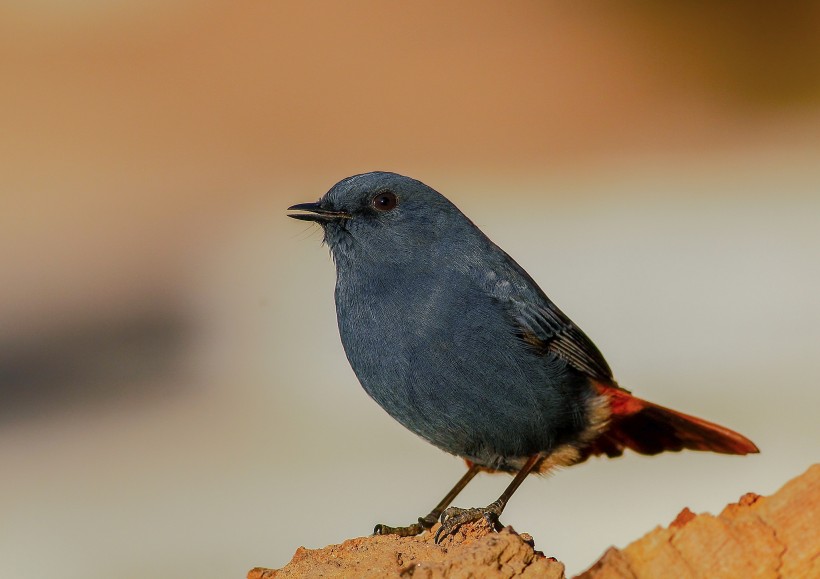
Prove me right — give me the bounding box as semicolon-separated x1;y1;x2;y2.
588;382;759;459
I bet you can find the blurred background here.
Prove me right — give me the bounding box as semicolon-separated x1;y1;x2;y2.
1;2;819;577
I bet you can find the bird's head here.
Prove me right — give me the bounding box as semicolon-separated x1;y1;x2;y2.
288;172;473;267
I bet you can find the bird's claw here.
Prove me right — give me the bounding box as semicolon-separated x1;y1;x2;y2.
373;513;438;537
433;505;503;544
373;522;422;537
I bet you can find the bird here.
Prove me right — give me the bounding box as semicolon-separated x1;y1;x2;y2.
287;171;758;542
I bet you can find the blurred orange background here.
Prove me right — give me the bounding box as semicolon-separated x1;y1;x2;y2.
1;2;819;578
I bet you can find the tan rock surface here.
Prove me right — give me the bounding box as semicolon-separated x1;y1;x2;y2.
251;464;818;579
579;464;819;579
249;519;565;579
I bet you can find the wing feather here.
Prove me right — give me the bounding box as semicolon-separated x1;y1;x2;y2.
515;300;613;380
483;264;613;381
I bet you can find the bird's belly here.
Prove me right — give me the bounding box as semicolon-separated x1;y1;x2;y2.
336;298;591;469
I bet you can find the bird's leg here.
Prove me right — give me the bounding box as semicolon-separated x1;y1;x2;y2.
373;464;481;537
434;453;541;543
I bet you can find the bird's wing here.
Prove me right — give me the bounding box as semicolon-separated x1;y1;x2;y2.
510;296;613;381
481;259;614;382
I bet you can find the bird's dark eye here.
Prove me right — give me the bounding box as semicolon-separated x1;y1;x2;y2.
371;191;398;212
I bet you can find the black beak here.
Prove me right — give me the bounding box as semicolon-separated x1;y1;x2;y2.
287;202;352;223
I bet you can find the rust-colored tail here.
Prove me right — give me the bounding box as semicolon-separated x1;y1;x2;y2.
587;382;759;459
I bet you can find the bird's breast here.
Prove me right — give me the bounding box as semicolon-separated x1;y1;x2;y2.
334;266;499;408
332;265;593;468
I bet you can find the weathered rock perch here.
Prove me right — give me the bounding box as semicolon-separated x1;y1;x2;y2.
250;464;818;578
250;521;565;579
579;463;819;579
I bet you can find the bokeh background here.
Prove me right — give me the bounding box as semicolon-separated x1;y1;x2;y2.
2;2;819;578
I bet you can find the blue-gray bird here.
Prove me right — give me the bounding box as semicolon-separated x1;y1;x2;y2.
288;171;758;541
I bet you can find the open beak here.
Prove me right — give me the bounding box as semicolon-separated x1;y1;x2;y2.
287;202;352;223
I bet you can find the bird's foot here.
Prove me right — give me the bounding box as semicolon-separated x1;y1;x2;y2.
434;500;504;544
373;513;438;537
